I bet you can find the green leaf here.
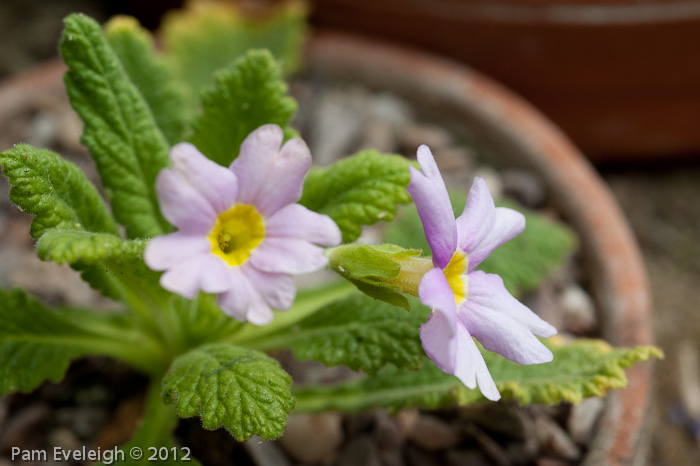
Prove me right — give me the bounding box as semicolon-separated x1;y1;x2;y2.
162;343;295;440
300;150;413;243
384;193;577;296
60;13;171;238
161;0;306;113
0;287;160;395
0;144;117;238
36;229;164;306
328;244;426;310
293;339;663;413
255;293;431;374
36;229;145;265
189;49;297;167
105;15;189;145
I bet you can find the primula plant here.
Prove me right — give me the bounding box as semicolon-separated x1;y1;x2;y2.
0;10;662;465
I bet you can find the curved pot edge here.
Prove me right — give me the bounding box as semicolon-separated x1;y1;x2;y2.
304;31;654;466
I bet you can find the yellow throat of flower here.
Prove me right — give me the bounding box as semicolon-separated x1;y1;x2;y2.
209;204;264;266
444;250;468;306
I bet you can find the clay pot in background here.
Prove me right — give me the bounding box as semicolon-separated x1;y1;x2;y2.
0;31;655;465
310;0;700;162
305;32;654;465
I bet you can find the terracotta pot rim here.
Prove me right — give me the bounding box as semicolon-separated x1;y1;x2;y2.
304;31;653;466
0;32;654;466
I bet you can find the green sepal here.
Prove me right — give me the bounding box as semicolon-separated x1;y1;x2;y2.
384;193;577;296
300;150;413;243
105;15;189;145
60;13;170;238
189;49;297;167
293;339;663;413
0;144;117;238
328;244;425;310
255;293;431;374
162;343;295;441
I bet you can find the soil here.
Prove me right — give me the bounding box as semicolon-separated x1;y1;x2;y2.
1;2;699;465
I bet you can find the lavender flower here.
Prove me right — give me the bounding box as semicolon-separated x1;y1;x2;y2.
408;145;557;400
145;125;341;325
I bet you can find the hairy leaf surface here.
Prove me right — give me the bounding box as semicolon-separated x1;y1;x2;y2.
105;15;188;145
293;339;663;412
259;293;430;374
61;13;170;238
300;150;412;243
189;50;297;167
162;343;295;440
0;144;116;238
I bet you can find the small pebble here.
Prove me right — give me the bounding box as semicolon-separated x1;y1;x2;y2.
405;413;460;451
567;397;604;446
559;285;597;334
337;436;381;466
502;169;547;208
48;427;81;451
463;423;511;466
0;404;50;453
368;93;414;129
400;123;453;155
534;416;581;461
373;410;404;447
243;436;291;466
278;412;343;464
459;403;525;440
445;449;491;466
405;444;443;466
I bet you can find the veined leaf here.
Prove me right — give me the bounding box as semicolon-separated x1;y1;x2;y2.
189;49;297;167
0;144;116;238
384;193;577;296
161;0;306;113
36;230;162;305
61;13;170;238
105;15;189;145
253;293;431;374
0;287;159;395
293;339;663;413
162;343;294;441
300;150;412;243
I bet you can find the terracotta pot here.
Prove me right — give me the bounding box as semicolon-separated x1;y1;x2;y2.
0;32;654;466
310;0;700;162
304;32;654;466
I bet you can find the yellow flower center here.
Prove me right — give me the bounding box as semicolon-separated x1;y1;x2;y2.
209;204;265;266
443;250;468;305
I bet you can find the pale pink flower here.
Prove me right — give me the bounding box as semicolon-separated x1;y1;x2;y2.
408;145;557;400
145;125;341;325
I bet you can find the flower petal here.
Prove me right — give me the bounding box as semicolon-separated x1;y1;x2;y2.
453;323;501;401
418;268;458;373
249;237;328;275
156;169;217;234
456;178;525;270
467;271;557;337
216;267;275;325
407;145;457;268
460;301;554;365
242;263;297;310
170;142;238;213
265;204;341;246
231;125;311;216
159;253;231;298
144;232;211;270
